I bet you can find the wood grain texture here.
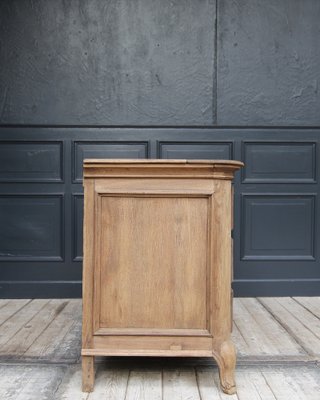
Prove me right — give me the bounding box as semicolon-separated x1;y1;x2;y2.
99;195;208;330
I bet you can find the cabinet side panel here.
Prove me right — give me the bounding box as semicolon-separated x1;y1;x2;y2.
98;196;208;330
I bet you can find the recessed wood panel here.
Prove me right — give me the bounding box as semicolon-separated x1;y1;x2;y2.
0;195;63;261
98;195;208;330
73;142;148;182
159;142;232;160
242;142;316;183
0;142;62;182
241;195;315;260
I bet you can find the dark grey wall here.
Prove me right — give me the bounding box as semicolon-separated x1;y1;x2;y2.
0;0;215;125
217;0;320;125
1;0;319;126
1;0;320;298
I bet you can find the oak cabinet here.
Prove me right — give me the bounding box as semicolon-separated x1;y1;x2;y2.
82;159;243;394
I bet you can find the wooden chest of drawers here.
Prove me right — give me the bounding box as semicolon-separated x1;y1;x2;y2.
82;159;243;394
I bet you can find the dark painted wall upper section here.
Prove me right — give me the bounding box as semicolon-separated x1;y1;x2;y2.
0;0;215;125
1;0;320;126
218;0;320;126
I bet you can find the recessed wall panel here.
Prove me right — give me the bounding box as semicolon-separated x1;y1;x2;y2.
0;195;63;261
159;142;232;160
243;142;316;183
0;142;63;182
241;195;315;260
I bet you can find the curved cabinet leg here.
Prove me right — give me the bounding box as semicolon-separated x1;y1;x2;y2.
213;341;237;395
82;355;95;392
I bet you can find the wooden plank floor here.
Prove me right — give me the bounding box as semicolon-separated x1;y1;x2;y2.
0;298;319;399
0;297;319;363
0;364;318;400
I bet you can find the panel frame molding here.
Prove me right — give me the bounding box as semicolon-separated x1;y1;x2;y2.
0;140;64;183
241;140;317;184
0;193;65;262
157;140;234;159
72;193;84;262
92;187;214;336
240;192;316;261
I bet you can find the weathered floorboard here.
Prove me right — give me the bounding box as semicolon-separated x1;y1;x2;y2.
162;368;201;400
262;366;320;400
239;298;305;356
54;365;320;400
51;314;82;363
24;300;81;361
236;368;277;400
125;370;162;400
0;364;66;400
0;299;49;350
88;368;129;400
0;363;318;399
294;297;320;319
0;298;319;399
276;298;320;340
0;297;319;365
1;299;68;358
259;297;320;357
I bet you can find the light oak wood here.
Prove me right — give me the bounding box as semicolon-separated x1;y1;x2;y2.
82;159;243;394
82;356;95;392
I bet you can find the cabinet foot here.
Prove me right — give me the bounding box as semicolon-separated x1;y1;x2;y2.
213;341;237;395
82;355;95;392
